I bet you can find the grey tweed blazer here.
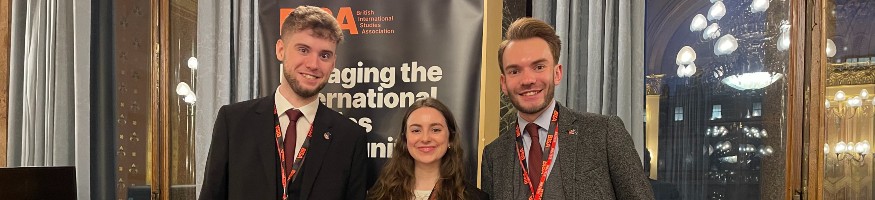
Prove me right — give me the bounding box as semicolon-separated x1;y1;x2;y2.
481;103;655;200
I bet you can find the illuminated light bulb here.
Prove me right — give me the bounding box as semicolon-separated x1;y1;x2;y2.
777;31;791;51
708;1;726;21
703;23;721;40
835;90;846;101
187;57;198;70
849;96;862;107
184;93;198;104
826;39;837;58
691;14;708;32
677;65;687;77
750;0;770;13
676;46;697;65
176;82;192;96
856;142;868;154
714;34;738;56
685;63;697;77
825;143;830;154
762;146;774;156
847;142;856;153
836;141;847;153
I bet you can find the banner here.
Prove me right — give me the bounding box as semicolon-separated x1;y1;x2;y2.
261;0;484;187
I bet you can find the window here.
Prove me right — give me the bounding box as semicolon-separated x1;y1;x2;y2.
674;107;684;121
711;105;722;120
752;102;762;117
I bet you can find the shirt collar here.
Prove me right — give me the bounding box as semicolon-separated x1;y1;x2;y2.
516;100;557;136
274;87;319;124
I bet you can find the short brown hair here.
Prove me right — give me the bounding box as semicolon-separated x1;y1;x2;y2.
281;6;344;44
498;18;561;73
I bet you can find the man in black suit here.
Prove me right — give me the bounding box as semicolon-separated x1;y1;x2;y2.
199;6;367;200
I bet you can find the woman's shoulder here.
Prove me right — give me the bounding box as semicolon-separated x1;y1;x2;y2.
464;182;489;200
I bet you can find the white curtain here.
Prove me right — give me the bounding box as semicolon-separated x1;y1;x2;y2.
7;0;90;199
534;0;646;162
195;0;262;196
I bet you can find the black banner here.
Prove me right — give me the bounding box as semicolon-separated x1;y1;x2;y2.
261;0;484;187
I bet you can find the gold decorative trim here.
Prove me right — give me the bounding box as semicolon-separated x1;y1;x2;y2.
645;74;665;95
826;62;875;86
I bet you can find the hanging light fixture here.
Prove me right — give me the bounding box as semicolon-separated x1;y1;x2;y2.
685;63;697;77
175;82;197;104
777;21;791;51
691;14;708;32
675;46;698;77
676;46;697;65
187;57;199;70
703;23;721;40
720;72;783;90
708;1;727;21
714;34;738;55
826;39;837;57
676;63;698;78
176;82;193;96
750;0;770;13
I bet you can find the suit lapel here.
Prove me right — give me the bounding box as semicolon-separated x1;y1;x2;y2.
298;103;334;199
253;96;280;196
555;104;580;198
505;125;522;199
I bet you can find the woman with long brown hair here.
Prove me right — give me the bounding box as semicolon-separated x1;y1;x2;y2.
368;98;488;200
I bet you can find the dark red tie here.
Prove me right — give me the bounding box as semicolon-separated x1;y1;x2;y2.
526;123;543;187
284;109;304;177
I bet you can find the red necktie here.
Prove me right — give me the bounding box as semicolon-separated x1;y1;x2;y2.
284;109;304;177
526;123;543;187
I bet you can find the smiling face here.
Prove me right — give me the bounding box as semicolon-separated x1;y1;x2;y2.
500;37;562;119
405;107;450;168
276;29;337;99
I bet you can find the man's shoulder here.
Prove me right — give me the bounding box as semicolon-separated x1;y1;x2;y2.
483;132;515;156
557;105;618;126
218;96;272;115
315;104;365;133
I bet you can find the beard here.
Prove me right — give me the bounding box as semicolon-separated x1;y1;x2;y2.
508;83;555;115
284;69;327;98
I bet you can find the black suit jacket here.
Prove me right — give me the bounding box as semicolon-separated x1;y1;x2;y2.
464;182;490;200
200;95;367;200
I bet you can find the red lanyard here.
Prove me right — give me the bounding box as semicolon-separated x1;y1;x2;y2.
273;106;314;200
514;110;559;200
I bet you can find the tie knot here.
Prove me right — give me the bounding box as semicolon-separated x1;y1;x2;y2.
285;109;304;122
525;123;540;140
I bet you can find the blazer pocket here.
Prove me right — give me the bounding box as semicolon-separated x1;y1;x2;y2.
580;165;600;174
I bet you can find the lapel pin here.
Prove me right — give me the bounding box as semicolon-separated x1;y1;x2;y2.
568;129;577;135
324;132;331;140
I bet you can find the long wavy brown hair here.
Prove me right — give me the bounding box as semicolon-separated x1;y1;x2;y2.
368;98;468;200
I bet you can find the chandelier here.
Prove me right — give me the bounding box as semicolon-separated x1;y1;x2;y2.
824;89;875;166
720;72;784;91
678;0;787;92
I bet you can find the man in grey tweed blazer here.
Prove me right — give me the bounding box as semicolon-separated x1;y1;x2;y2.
481;17;654;200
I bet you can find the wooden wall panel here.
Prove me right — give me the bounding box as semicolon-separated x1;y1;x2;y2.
0;0;11;168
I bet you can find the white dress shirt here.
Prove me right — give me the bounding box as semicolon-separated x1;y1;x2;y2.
516;100;559;180
275;87;319;160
